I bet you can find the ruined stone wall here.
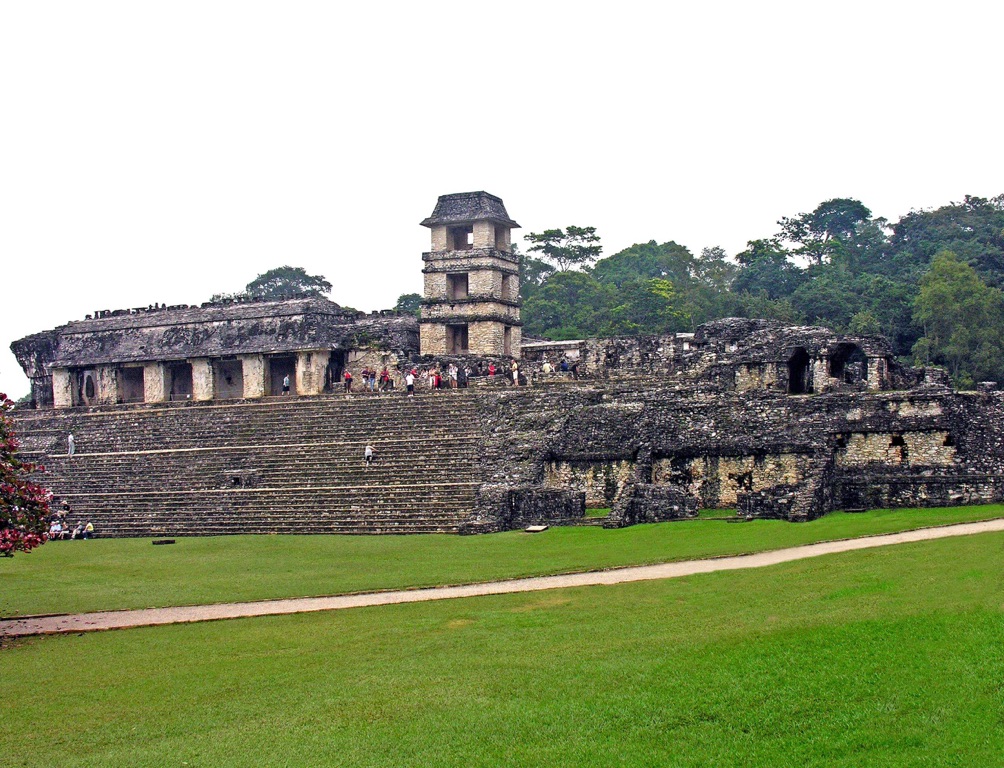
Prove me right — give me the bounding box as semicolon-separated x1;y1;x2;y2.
652;452;810;508
469;380;1004;527
544;459;636;506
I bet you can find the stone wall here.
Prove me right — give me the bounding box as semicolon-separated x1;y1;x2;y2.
544;459;636;506
469;379;1004;527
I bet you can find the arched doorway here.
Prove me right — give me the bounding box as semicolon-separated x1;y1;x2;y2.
787;348;811;394
829;343;868;385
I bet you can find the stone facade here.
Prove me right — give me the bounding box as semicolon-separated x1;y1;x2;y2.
11;299;419;408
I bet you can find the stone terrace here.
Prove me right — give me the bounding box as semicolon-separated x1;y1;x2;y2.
15;393;482;536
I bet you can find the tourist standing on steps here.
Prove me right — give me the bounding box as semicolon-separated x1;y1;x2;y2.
282;374;291;395
380;367;391;392
343;370;353;393
405;369;415;396
67;433;75;457
511;360;520;386
488;362;496;381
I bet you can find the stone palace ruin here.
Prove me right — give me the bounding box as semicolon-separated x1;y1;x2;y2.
11;192;1004;536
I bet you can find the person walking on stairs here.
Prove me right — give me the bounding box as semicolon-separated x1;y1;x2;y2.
364;444;375;468
67;433;75;457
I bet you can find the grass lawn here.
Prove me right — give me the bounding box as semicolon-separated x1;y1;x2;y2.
2;503;1003;618
3;532;1004;767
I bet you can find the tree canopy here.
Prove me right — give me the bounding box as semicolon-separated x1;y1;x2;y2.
518;193;1004;388
394;293;422;316
245;266;332;300
526;226;602;272
211;266;333;303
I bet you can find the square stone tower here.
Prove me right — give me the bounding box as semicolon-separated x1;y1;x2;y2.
419;191;522;356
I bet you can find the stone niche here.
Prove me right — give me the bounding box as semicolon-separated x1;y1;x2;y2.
544;459;636;507
652;453;810;508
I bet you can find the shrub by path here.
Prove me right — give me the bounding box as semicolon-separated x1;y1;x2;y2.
4;518;1002;638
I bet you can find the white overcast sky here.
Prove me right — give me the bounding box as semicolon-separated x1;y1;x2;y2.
2;1;1002;398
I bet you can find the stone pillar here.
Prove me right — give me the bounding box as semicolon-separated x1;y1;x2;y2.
430;226;448;251
96;366;118;405
473;220;495;249
867;356;886;391
52;368;73;409
191;358;215;401
143;362;167;403
812;358;829;394
296;350;330;396
240;354;265;399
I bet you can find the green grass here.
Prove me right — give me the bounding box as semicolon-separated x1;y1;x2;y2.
2;503;1002;618
3;532;1004;767
697;507;736;519
584;506;610;518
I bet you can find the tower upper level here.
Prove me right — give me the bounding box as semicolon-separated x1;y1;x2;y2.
420;191;520;253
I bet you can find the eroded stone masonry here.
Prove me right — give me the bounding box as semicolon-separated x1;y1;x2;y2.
11;192;1004;536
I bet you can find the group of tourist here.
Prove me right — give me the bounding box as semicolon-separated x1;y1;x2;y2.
351;368;394;393
341;357;580;397
46;501;94;540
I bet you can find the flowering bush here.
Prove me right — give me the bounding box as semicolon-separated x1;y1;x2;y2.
0;393;51;555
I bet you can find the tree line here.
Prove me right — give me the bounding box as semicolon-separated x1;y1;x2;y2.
517;196;1004;389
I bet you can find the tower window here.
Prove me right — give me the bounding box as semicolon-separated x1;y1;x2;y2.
447;273;469;300
447;324;469;354
449;225;473;250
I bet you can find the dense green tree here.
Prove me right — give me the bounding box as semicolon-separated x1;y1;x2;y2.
912;251;1004;386
890;195;1004;286
605;278;692;335
733;239;804;299
394;293;422;316
591;240;695;288
526;226;602;272
245;266;332;300
777;198;872;264
522;271;615;339
515;242;554;305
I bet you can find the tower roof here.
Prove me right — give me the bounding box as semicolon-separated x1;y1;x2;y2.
420;191;520;229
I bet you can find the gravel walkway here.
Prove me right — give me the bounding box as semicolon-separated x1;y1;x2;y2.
4;519;1003;638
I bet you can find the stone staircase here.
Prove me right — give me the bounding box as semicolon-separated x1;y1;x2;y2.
14;393;484;537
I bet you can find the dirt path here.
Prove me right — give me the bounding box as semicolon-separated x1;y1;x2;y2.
4;519;1004;638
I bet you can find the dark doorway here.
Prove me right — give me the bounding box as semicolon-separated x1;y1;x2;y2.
214;359;244;399
829;343;868;384
168;363;193;400
325;351;347;392
787;348;811;394
447;324;469;354
78;370;98;406
267;356;296;396
118;367;145;403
